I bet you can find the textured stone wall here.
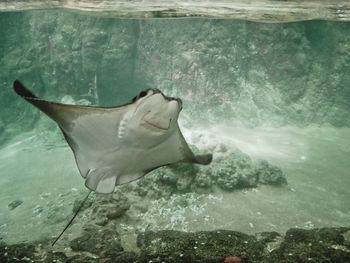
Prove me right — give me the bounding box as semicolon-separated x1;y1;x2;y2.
135;19;350;127
1;10;349;140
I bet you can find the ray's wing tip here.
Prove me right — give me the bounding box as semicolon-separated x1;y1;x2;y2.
13;79;37;99
196;153;213;165
205;153;213;165
13;79;23;95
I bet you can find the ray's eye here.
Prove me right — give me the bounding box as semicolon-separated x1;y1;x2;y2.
132;90;148;102
139;91;147;98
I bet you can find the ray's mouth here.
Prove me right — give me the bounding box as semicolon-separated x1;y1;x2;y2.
144;120;170;131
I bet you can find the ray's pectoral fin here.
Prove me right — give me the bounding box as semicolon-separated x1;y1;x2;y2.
86;170;148;194
117;172;147;185
184;151;213;165
178;133;213;165
13;80;118;135
13;80;76;127
193;153;213;165
85;168;117;194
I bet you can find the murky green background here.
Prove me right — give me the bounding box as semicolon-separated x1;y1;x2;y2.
0;10;349;245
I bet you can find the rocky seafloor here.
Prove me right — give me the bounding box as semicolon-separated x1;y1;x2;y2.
2;142;350;262
1;227;350;262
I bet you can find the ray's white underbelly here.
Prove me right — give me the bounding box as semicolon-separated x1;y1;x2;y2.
92;147;170;174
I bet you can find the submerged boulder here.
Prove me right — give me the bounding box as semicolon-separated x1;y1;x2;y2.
255;160;287;186
70;224;123;258
91;193;130;225
0;242;37;263
265;228;350;263
131;143;287;197
8;200;24;210
137;227;350;263
137;230;263;262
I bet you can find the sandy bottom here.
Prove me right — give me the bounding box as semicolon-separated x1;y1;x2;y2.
0;126;349;244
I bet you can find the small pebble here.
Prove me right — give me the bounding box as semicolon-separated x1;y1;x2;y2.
8;200;23;210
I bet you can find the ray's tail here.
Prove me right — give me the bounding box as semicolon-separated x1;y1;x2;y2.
52;190;92;246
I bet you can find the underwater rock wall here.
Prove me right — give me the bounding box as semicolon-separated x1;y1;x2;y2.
1;11;350;141
0;11;140;134
135;19;350;127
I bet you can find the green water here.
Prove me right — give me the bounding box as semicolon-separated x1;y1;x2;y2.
2;126;350;245
0;10;349;249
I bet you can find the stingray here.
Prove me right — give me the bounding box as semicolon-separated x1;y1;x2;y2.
13;80;212;243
